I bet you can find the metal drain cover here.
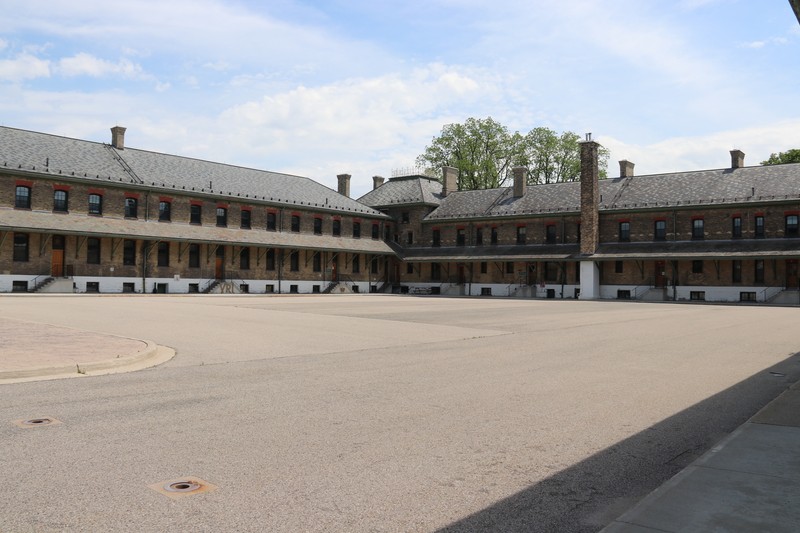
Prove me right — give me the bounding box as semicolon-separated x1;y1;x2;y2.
150;477;217;499
14;417;62;428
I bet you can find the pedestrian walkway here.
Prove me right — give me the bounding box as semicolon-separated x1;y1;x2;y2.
602;380;800;531
0;317;173;383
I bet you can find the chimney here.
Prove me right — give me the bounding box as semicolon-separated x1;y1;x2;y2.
337;173;351;197
579;136;600;255
512;166;527;198
619;160;635;178
111;126;126;150
730;149;745;169
372;176;385;190
442;166;458;197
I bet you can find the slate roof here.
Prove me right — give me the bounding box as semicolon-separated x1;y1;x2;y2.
426;163;800;221
357;175;443;208
0;208;394;255
0;126;387;218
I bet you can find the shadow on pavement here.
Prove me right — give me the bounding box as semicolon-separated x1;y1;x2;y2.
438;353;800;533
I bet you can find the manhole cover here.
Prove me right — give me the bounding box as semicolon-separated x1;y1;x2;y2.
150;477;217;499
165;481;201;493
14;417;62;428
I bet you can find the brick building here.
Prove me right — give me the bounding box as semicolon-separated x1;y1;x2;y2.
0;126;393;294
2;125;799;303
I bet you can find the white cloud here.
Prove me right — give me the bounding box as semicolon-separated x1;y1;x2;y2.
0;38;7;51
57;53;144;78
0;53;50;81
600;119;800;176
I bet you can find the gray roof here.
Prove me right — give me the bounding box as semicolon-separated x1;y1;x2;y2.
357;175;443;208
0;208;394;255
0;126;387;218
426;164;800;221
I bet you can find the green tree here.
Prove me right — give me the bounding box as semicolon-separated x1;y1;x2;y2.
518;127;610;184
416;118;608;191
761;149;800;165
415;117;523;190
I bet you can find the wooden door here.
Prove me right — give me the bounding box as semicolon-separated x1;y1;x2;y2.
655;261;666;287
51;250;64;277
787;260;799;289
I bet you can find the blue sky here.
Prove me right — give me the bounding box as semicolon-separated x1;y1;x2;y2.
1;0;798;197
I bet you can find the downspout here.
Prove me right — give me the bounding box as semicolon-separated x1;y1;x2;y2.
278;249;283;294
141;241;147;293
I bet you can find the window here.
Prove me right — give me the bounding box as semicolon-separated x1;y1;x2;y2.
241;210;251;229
786;215;799;237
372;223;379;239
740;291;757;302
123;282;135;293
290;251;299;271
216;207;228;227
290;284;298;293
615;260;624;274
265;284;275;293
481;287;492;296
457;229;466;246
476;228;483;246
432;229;441;247
692;260;703;274
266;212;277;231
291;215;301;232
755;216;765;238
732;260;742;282
690;291;706;301
125;197;138;218
506;261;514;274
15;186;31;209
692;218;704;240
157;242;169;267
544;262;559;282
353;222;361;238
13;233;29;262
732;216;742;238
158;201;171;222
576;223;581;243
755;259;764;283
87;237;101;264
406;263;414;274
401;212;410;224
190;204;201;224
332;219;341;237
619;222;630;242
371;257;379;274
312;285;321;294
123;240;136;266
491;227;498;244
266;249;275;271
239;284;249;294
654;220;666;241
407;232;414;245
352;254;360;273
240;247;250;270
545;225;557;244
431;263;441;280
189;243;200;268
617;290;631;300
88;194;103;215
86;282;100;293
480;262;487;274
313;253;321;272
516;226;526;245
314;217;322;235
53;190;68;212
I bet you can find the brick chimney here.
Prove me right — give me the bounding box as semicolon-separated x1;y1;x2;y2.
730;149;745;169
337;173;351;197
512;167;527;198
111;126;126;150
619;160;635;178
579;136;600;255
442;166;458;197
372;176;385;190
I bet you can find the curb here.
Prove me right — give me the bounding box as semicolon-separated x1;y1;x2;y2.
0;340;175;383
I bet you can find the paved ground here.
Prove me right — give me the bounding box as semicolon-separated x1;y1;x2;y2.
1;295;799;532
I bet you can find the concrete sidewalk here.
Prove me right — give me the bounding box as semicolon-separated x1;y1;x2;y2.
603;381;800;532
0;317;174;384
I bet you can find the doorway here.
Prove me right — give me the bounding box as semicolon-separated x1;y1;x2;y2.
655;261;666;288
787;260;799;289
215;246;225;279
51;235;65;277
